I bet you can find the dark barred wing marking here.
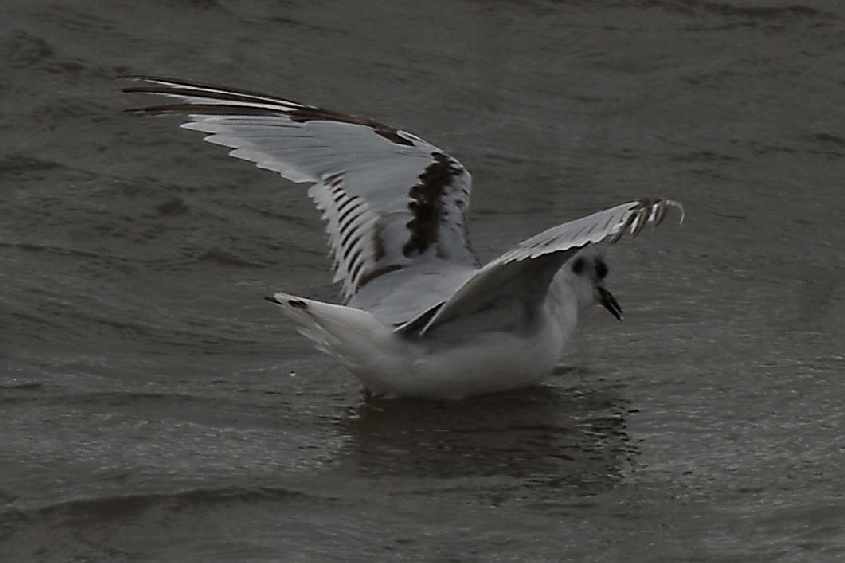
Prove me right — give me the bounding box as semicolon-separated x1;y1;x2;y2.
308;173;381;296
123;77;477;298
404;153;473;259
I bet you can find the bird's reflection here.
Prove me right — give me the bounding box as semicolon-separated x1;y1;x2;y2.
333;368;637;497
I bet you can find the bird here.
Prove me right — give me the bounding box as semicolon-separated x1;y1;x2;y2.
123;76;684;400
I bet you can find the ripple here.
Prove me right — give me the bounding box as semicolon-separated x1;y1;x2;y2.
2;31;55;69
1;485;313;527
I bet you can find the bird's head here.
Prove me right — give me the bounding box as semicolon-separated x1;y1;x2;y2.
567;253;623;321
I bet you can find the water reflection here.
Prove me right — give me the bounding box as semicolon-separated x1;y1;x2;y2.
334;371;637;496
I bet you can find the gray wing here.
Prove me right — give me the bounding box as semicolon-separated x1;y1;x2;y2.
123;77;478;300
409;198;684;335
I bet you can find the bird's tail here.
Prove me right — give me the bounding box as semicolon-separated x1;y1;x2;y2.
265;292;396;370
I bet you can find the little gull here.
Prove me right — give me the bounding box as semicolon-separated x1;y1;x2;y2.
124;77;684;399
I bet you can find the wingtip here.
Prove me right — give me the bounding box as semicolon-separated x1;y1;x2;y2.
264;295;281;305
117;75;170;92
118;74;177;85
666;199;686;224
663;199;687;224
647;198;686;227
119;75;206;96
121;86;151;95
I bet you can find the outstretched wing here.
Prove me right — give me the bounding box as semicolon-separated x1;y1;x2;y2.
407;198;684;335
123;77;478;300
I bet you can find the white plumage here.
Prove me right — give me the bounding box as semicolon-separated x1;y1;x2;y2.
124;77;683;399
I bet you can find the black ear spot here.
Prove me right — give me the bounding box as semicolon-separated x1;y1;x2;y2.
572;257;585;275
595;258;608;280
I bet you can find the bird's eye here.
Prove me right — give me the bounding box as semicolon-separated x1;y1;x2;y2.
572;257;585;274
595;259;608;280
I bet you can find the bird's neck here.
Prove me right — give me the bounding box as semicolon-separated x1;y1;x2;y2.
546;274;581;340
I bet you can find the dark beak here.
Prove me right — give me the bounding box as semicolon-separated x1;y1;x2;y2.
598;286;623;321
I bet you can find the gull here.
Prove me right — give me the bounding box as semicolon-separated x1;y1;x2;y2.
124;77;684;399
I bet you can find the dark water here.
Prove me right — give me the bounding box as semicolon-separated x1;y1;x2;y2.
3;1;845;561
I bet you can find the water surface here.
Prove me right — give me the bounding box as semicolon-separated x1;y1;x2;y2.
2;1;845;561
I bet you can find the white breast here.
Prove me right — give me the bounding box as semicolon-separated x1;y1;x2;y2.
351;295;576;399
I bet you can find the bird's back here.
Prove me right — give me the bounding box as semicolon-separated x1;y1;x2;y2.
347;260;477;326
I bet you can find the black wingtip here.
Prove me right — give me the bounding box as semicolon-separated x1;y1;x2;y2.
264;295;280;305
121;86;150;95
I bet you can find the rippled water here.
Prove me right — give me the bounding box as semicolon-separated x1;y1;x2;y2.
3;1;845;561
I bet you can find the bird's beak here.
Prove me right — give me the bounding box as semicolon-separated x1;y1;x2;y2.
597;286;623;321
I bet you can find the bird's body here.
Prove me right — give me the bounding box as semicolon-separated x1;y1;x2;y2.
269;266;578;399
125;77;683;399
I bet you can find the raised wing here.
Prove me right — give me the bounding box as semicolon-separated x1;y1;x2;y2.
123;77;478;300
410;198;684;335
